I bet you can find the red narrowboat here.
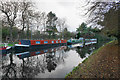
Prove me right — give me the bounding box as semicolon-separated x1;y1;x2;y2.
15;40;67;51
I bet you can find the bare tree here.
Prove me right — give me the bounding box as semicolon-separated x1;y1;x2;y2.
18;1;34;39
0;1;19;42
40;12;47;34
33;11;46;33
56;18;66;39
32;12;47;39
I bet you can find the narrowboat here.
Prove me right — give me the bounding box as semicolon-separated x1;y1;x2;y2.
90;39;97;44
67;37;84;45
15;40;67;51
85;39;97;45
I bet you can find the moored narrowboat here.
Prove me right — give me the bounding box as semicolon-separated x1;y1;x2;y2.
67;37;84;45
85;39;97;45
15;40;67;51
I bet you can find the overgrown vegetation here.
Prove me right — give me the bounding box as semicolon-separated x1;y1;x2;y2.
85;1;120;45
75;22;113;42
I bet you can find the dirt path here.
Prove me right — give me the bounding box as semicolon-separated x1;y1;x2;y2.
66;41;120;78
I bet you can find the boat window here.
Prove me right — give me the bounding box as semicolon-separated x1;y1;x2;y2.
52;41;54;43
56;41;58;43
36;52;40;54
36;41;40;44
44;50;48;53
44;41;48;44
60;41;61;43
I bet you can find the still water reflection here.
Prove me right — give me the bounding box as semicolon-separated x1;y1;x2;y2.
1;41;105;78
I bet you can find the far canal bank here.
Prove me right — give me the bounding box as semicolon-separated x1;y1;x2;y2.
65;40;119;78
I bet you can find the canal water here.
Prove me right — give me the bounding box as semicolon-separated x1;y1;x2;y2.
0;41;106;79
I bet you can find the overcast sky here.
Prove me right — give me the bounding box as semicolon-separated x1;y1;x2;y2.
2;0;117;31
34;0;88;32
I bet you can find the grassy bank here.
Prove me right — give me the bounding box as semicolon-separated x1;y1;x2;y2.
65;40;119;78
0;42;18;47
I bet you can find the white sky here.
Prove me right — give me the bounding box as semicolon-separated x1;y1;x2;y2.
34;0;88;32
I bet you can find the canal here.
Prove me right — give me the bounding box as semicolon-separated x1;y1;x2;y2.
0;41;106;78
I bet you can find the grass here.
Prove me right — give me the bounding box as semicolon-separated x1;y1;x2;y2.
0;42;19;47
80;40;111;64
7;43;14;46
91;40;114;56
82;57;88;63
65;66;80;78
65;72;71;78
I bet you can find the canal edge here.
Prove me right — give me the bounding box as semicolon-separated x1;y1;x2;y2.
65;40;116;78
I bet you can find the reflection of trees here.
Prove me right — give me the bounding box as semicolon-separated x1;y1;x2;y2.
76;47;86;58
75;41;108;59
2;46;67;78
46;52;57;72
45;49;65;72
1;47;61;78
19;49;66;77
64;46;71;52
57;50;65;63
2;52;17;79
75;45;96;58
19;54;47;78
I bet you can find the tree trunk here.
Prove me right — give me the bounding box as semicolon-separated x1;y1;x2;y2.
17;32;20;41
9;25;13;43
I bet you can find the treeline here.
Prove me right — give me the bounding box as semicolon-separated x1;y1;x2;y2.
0;1;75;43
75;22;112;41
2;25;75;42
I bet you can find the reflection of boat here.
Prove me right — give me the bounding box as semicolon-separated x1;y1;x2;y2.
0;46;12;57
0;46;11;54
15;40;67;51
16;46;67;59
67;43;83;48
67;38;84;45
0;47;7;53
